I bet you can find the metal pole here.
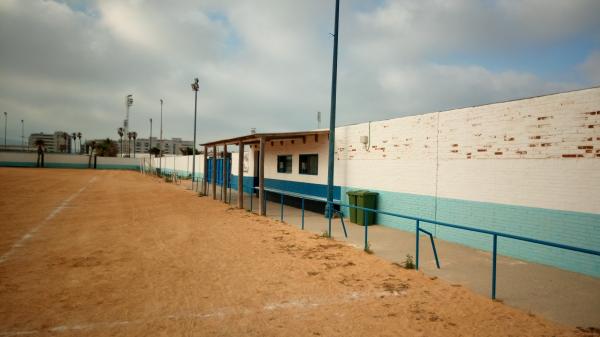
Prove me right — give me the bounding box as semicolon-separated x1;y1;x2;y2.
21;119;24;150
223;144;228;201
237;141;244;208
149;118;153;153
328;202;332;237
212;145;217;199
325;0;340;223
258;137;265;216
416;220;420;270
191;80;198;191
160;99;164;179
280;194;284;222
3;112;7;149
301;198;305;230
492;234;498;299
203;145;208;195
364;210;368;251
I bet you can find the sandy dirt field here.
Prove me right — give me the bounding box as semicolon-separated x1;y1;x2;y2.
0;168;597;337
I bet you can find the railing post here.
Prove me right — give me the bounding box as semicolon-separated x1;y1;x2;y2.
301;198;305;230
280;193;284;222
416;220;420;270
250;189;253;212
327;202;332;237
492;234;498;299
364;209;368;251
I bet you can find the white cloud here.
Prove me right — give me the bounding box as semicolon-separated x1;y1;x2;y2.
579;50;600;84
0;0;597;145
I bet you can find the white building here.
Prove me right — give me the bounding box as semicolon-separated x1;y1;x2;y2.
129;137;194;155
157;87;600;278
28;131;72;153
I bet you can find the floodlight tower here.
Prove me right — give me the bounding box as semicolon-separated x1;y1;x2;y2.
159;99;164;174
191;78;199;191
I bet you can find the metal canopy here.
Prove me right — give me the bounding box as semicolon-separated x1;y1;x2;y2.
200;130;329;147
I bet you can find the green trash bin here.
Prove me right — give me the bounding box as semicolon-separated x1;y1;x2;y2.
355;191;378;226
346;190;363;224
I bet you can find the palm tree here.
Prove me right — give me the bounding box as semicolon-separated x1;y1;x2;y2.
71;132;77;153
62;132;68;153
179;147;196;155
117;127;124;157
94;138;118;157
35;139;45;167
77;132;82;154
132;131;138;158
149;147;161;157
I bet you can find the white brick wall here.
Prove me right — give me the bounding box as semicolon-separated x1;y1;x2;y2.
335;87;600;214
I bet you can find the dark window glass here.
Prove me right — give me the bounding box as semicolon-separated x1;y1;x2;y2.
277;155;292;173
299;154;318;175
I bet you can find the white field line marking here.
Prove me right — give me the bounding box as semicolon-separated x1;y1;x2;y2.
0;290;405;336
0;176;97;264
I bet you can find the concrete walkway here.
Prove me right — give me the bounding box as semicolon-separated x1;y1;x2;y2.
180;181;599;328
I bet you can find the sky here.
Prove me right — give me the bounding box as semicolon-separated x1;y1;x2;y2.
0;0;599;145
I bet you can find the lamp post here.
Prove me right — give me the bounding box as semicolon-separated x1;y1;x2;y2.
3;112;7;149
149;118;153;152
21;119;24;150
160;99;164;175
326;0;340;236
124;94;133;156
191;78;199;191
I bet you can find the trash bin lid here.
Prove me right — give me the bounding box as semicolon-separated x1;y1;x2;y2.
354;191;378;196
346;190;366;196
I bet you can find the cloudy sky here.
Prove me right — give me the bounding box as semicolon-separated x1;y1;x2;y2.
1;0;599;145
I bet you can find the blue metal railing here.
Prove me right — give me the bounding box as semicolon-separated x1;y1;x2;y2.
244;188;600;300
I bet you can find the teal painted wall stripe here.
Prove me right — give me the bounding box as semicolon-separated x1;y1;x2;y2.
230;174;256;193
341;186;600;277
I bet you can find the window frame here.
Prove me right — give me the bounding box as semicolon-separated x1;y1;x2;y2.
277;154;293;174
298;153;318;175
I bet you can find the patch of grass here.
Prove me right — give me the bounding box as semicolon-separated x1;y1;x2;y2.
320;231;332;239
403;254;415;269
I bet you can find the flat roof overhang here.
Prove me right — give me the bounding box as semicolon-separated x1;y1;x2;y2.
200;130;329;147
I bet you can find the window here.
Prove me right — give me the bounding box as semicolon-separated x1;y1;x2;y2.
277;155;292;173
299;154;318;175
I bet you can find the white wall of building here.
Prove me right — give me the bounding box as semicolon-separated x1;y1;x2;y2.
335;87;600;214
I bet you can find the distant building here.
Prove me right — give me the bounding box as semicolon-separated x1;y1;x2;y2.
28;131;71;153
132;137;194;155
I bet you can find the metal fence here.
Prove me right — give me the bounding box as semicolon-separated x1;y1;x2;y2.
246;188;600;300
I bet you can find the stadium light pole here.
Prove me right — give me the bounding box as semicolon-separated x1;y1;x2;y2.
191;78;199;191
149;117;153;154
159;99;164;175
3;112;7;149
21;119;24;150
125;94;133;156
326;0;340;237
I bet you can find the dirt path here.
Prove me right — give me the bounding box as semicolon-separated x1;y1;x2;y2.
0;168;596;336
